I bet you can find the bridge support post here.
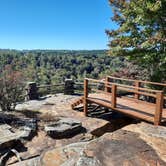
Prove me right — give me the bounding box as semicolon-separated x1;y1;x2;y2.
154;92;164;125
84;79;88;116
134;81;141;100
111;84;117;108
105;77;111;92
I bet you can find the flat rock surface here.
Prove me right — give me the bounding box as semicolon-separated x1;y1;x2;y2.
16;94;111;136
123;122;166;162
41;129;166;166
15;94;78;113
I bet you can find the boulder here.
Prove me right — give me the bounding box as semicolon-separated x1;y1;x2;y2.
41;129;166;166
44;117;84;138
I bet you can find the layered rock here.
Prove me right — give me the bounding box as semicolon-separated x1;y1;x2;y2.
44;118;83;138
6;94;166;166
123;122;166;162
41;123;166;166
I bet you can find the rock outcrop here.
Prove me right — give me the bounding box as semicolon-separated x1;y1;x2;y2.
3;94;166;166
15;94;112;136
41;122;166;166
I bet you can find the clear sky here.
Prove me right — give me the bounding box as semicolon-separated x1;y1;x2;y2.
0;0;116;50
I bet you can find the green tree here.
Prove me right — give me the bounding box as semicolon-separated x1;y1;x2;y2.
106;0;166;82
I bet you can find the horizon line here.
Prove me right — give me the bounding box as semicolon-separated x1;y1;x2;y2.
0;48;108;51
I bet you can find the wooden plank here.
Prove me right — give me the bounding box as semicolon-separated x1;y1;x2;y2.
86;78;101;83
91;89;112;96
134;81;141;99
105;77;111;92
37;84;64;88
115;107;154;122
154;92;164;125
107;82;162;93
84;79;88;116
121;96;156;107
118;86;156;98
111;84;117;108
108;76;166;87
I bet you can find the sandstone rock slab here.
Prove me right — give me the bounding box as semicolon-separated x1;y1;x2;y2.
41;129;166;166
44;117;83;138
0;124;33;150
123;122;166;162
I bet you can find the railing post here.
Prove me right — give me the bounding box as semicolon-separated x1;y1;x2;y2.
64;79;74;95
84;79;88;116
134;81;140;100
111;84;117;108
25;82;39;100
154;92;164;125
105;76;111;92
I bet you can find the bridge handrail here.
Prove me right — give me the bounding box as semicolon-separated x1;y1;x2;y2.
91;88;156;98
85;78;163;94
106;82;163;93
108;76;166;87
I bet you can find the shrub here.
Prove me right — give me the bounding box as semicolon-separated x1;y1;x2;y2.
0;64;25;111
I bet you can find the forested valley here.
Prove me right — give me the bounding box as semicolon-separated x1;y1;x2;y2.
0;49;145;85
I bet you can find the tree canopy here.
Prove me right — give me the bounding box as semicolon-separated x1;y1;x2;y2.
106;0;166;82
0;49;145;85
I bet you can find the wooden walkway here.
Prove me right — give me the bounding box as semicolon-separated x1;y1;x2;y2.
71;76;166;125
88;93;166;124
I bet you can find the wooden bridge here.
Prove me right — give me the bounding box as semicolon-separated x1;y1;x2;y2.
71;76;166;125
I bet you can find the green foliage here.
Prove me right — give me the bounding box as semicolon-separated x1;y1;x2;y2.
106;0;166;82
0;49;144;87
0;50;111;84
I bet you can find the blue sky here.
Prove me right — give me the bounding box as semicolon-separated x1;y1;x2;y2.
0;0;116;50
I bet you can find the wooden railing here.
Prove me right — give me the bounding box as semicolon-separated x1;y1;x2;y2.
107;76;166;100
25;80;87;100
84;77;165;125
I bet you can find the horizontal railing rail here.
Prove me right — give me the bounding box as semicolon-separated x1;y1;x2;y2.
37;83;64;89
86;78;163;94
107;76;166;100
108;76;166;87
